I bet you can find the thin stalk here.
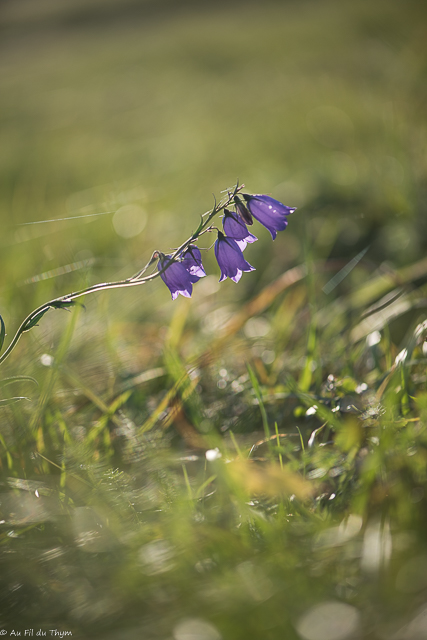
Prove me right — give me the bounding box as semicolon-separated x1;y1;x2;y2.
0;184;243;367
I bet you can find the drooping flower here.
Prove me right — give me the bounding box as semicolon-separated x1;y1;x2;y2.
222;209;257;251
242;194;296;240
180;244;206;283
158;254;193;300
234;197;253;226
214;232;255;283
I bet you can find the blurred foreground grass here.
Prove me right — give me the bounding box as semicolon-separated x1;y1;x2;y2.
1;0;427;638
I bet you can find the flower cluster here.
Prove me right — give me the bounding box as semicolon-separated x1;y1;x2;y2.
158;194;296;300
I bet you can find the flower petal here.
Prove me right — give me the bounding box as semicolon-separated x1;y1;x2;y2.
214;233;255;283
222;210;258;251
158;255;193;299
181;245;206;280
244;194;296;240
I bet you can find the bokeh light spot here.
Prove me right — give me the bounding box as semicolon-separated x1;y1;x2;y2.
173;618;222;640
296;601;360;640
113;204;147;238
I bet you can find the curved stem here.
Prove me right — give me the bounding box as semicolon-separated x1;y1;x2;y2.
0;184;243;367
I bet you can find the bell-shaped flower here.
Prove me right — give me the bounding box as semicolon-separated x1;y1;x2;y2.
222;209;257;251
214;232;255;283
158;254;193;300
243;194;296;240
180;244;206;283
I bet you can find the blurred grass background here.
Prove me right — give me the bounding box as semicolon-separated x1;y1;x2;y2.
2;0;427;312
1;0;427;638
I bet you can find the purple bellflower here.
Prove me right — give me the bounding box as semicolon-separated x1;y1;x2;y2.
242;194;296;240
222;209;257;252
158;254;193;300
214;232;255;283
180;244;206;283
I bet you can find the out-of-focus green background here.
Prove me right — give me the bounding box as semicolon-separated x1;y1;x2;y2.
1;0;426;328
2;2;427;638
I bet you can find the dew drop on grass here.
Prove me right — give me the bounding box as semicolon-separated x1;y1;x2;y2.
366;331;381;347
40;353;54;366
205;448;221;462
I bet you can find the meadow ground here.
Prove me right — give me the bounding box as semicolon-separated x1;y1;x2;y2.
1;0;427;638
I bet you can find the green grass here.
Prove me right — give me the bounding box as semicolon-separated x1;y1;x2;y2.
1;0;427;638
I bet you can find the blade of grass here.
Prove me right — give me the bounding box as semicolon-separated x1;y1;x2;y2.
275;422;283;470
229;430;243;458
296;426;306;478
247;363;270;440
182;464;193;500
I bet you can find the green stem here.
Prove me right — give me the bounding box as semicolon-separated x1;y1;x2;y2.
0;184;243;367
